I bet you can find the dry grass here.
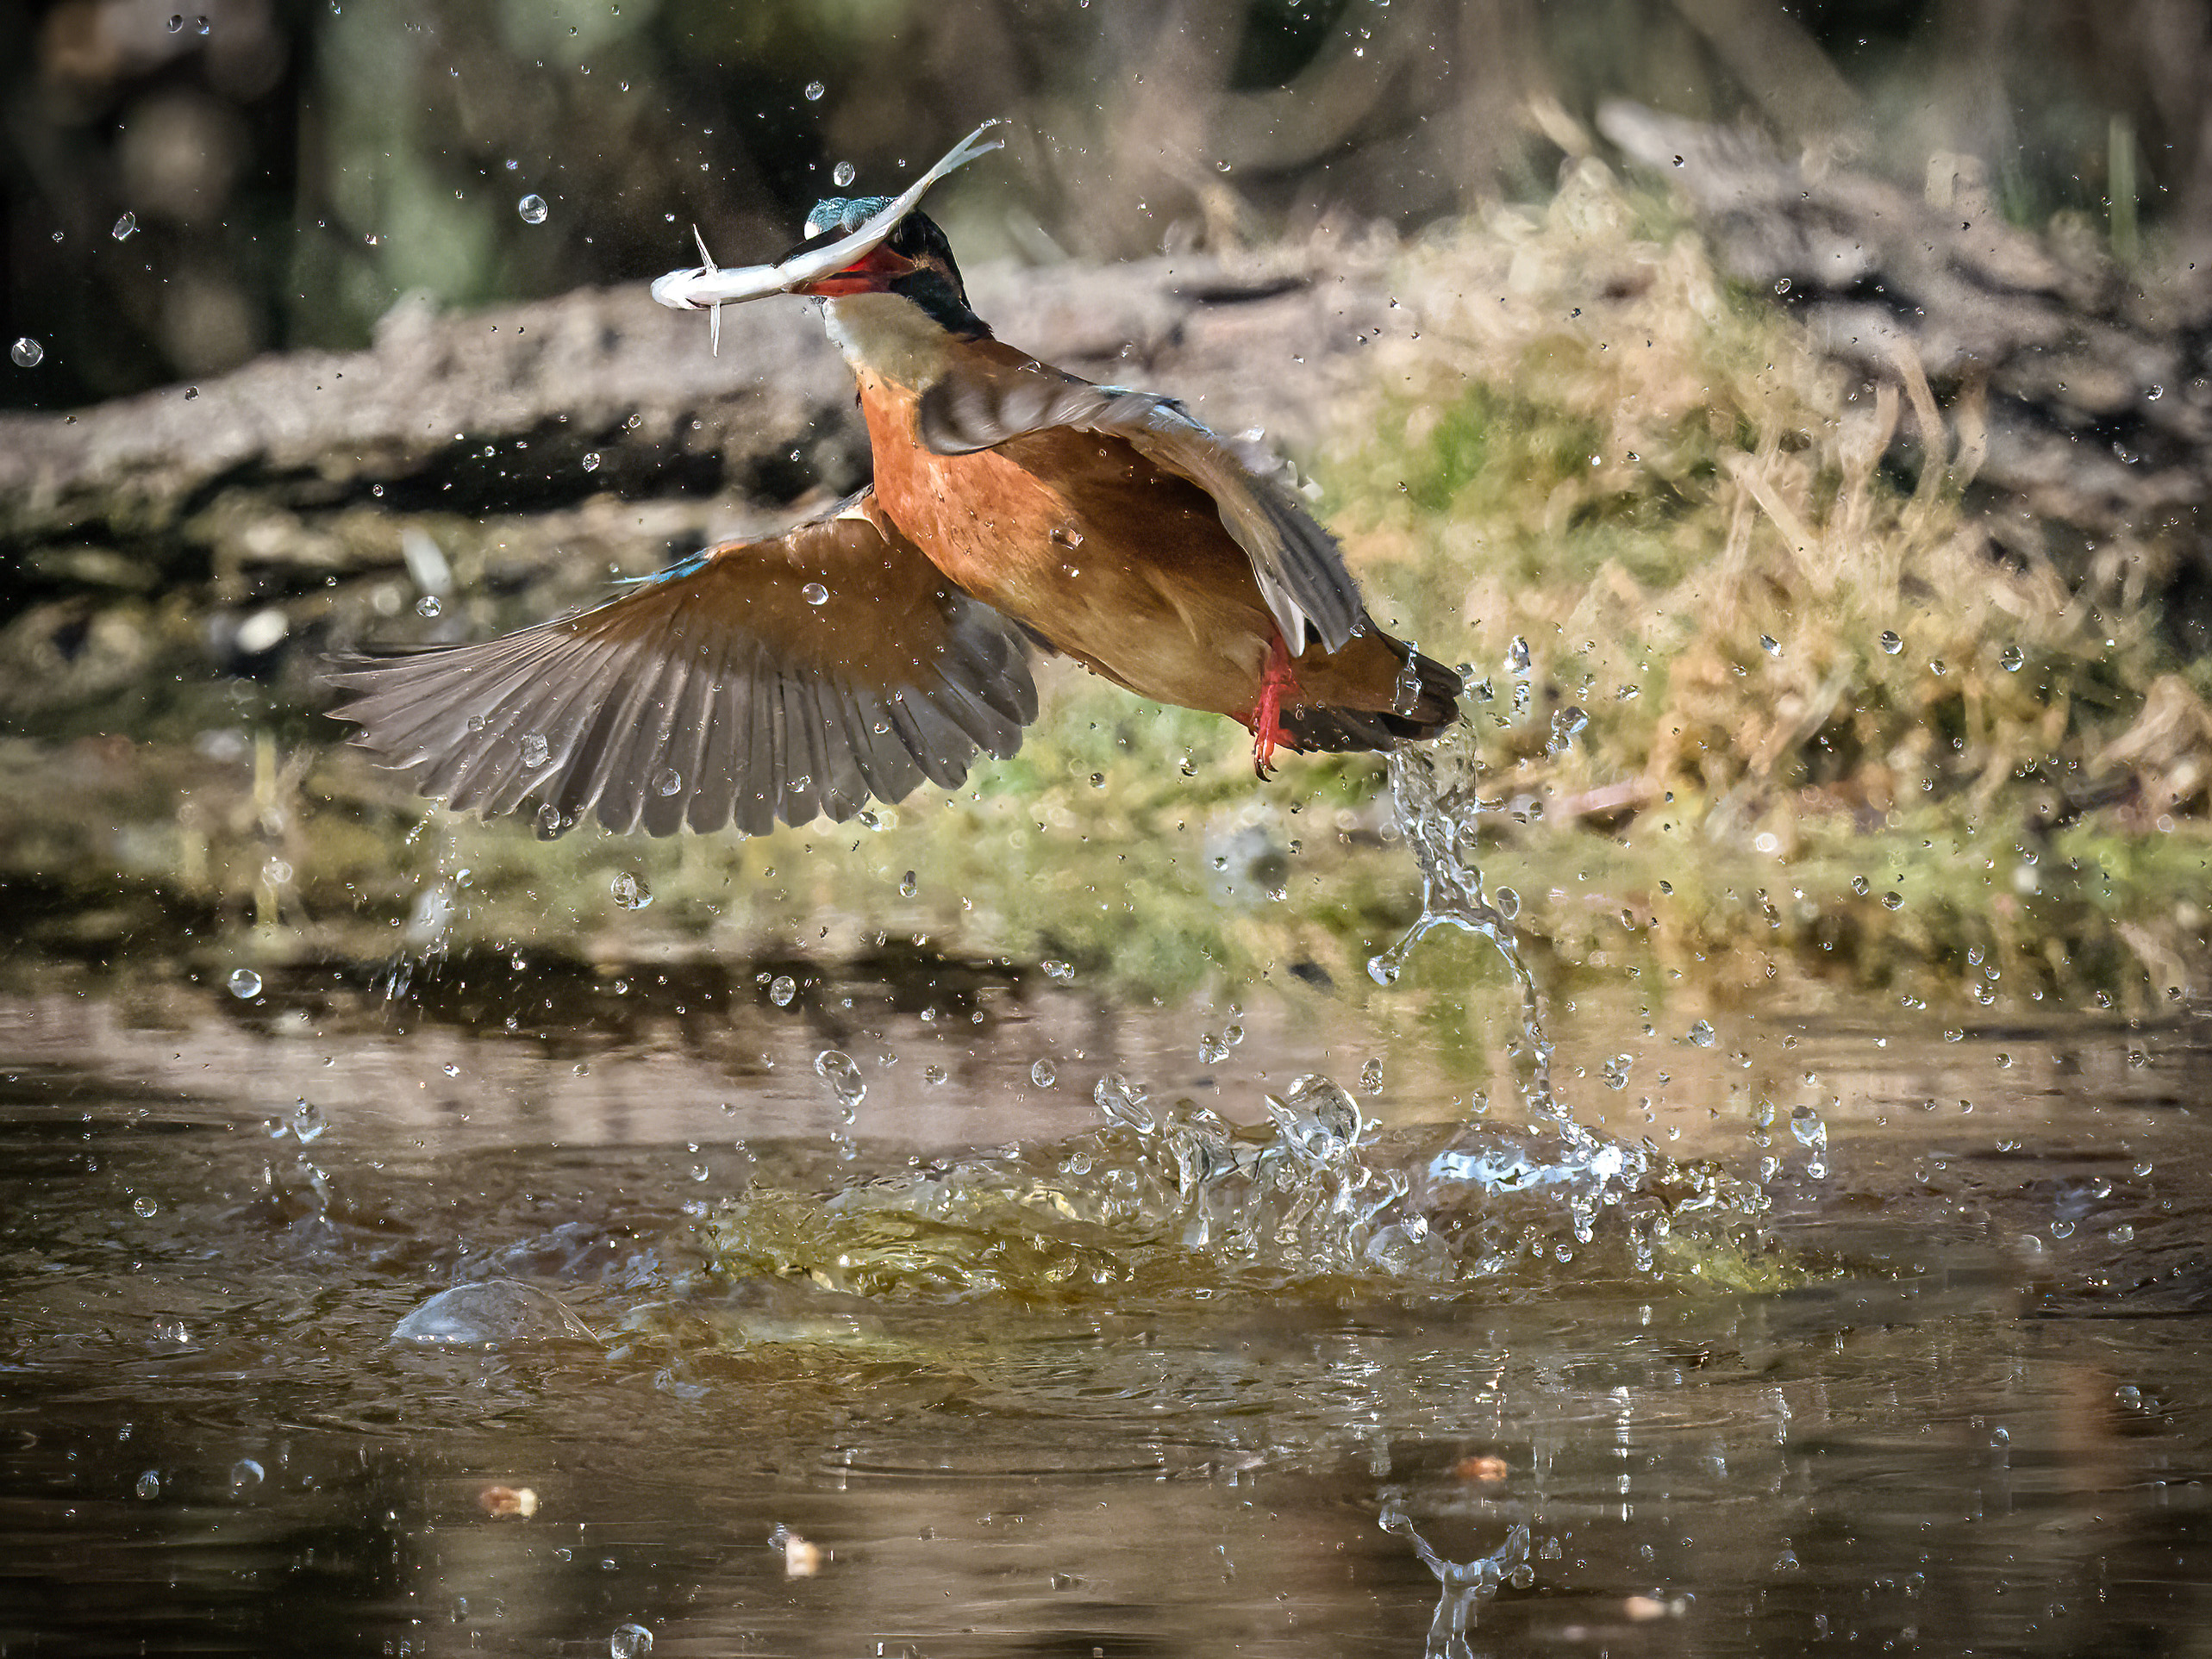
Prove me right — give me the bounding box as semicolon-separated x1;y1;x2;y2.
1328;159;2212;843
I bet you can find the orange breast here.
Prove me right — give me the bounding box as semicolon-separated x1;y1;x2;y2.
857;374;1284;719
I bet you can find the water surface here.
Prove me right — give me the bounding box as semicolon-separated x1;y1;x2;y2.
4;955;2209;1656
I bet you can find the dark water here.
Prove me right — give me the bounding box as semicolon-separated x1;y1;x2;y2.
3;954;2211;1658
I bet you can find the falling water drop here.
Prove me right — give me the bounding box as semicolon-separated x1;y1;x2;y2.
609;871;652;910
832;160;857;189
803;79;826;101
520;733;550;768
1359;1057;1384;1095
9;337;42;368
768;974;797;1007
2001;645;2024;671
1878;630;1903;654
1029;1059;1057;1088
653;768;682;796
227;967;263;999
290;1100;329;1143
814;1050;866;1107
111;212;139;240
801;582;829;606
609;1625;653;1659
899;870;917;897
517;194;549;224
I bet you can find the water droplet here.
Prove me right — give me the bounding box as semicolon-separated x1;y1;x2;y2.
1506;636;1532;674
290;1100;328;1143
1265;1074;1363;1165
769;974;797;1007
227;967;263;999
135;1470;160;1500
195;14;209;32
520;733;550;767
1759;633;1782;656
1197;1031;1230;1064
415;595;441;617
1685;1020;1717;1047
609;1625;653;1659
229;1458;265;1491
111;212;138;240
1774;277;1792;294
582;450;602;472
832;159;856;188
1882;890;1904;910
10;337;43;369
1851;874;1871;895
1040;959;1074;982
1547;706;1589;752
131;1195;158;1218
2110;1222;2136;1244
1878;630;1903;654
1093;1073;1153;1132
1603;1053;1634;1089
899;870;917;897
814;1049;865;1108
924;1064;947;1086
1029;1059;1057;1088
2001;645;2023;671
534;803;572;840
517;194;549;224
609;871;652;910
167;12;184;28
1359;1057;1384;1094
803;79;826;101
2146;384;2164;401
1493;887;1519;920
801;582;829;606
653;768;682;796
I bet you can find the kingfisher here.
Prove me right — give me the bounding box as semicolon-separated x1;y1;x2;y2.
328;123;1460;838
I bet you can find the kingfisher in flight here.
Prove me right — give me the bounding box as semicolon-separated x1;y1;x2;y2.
328;123;1460;838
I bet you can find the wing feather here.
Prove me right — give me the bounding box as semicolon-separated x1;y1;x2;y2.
325;492;1037;837
916;363;1361;654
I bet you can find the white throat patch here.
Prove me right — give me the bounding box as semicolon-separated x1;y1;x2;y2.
820;292;953;387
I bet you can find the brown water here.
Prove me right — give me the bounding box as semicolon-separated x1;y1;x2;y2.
3;947;2209;1658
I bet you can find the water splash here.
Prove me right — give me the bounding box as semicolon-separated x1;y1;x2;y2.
1378;1502;1530;1659
1365;722;1593;1151
704;1059;1774;1301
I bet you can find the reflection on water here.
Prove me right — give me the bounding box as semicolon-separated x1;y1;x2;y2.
3;952;2212;1656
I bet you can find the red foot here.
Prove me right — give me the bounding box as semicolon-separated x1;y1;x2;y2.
1247;633;1300;778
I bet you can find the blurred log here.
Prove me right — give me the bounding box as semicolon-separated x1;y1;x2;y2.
1599;100;2212;599
0;239;1397;738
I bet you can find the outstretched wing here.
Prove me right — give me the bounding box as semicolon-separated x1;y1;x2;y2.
325;493;1036;837
916;352;1361;655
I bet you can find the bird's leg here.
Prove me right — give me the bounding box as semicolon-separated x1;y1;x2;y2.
1249;631;1300;778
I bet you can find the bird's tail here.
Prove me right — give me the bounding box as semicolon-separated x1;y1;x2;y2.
1281;632;1462;753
